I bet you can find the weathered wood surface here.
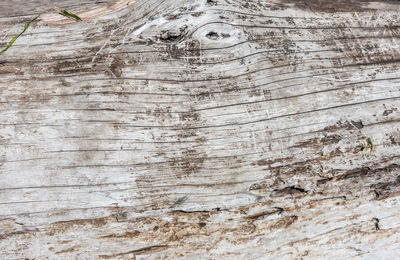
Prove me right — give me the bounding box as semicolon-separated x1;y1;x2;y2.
1;0;400;258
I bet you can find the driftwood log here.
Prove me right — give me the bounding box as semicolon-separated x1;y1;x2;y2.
1;0;400;259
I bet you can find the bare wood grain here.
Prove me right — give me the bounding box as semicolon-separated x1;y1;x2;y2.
0;0;400;258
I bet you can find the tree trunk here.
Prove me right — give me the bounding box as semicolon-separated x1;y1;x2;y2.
1;0;400;258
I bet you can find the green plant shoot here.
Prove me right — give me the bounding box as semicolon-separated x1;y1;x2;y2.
362;137;375;155
54;7;82;21
0;15;40;55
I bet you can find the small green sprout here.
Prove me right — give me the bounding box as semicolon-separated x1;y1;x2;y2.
54;7;82;21
0;15;39;55
361;137;374;155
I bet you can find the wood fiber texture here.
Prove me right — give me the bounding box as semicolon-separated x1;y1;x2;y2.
0;0;400;259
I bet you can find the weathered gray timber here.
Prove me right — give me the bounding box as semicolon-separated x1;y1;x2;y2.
0;0;400;258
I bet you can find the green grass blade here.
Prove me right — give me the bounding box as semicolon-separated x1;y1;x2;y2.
0;15;39;55
59;10;82;21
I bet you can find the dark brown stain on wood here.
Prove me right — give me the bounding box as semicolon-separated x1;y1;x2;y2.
279;0;400;12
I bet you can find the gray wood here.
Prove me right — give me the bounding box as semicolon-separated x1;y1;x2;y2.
0;0;400;258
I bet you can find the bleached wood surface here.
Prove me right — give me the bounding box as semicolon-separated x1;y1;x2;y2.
1;0;400;259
